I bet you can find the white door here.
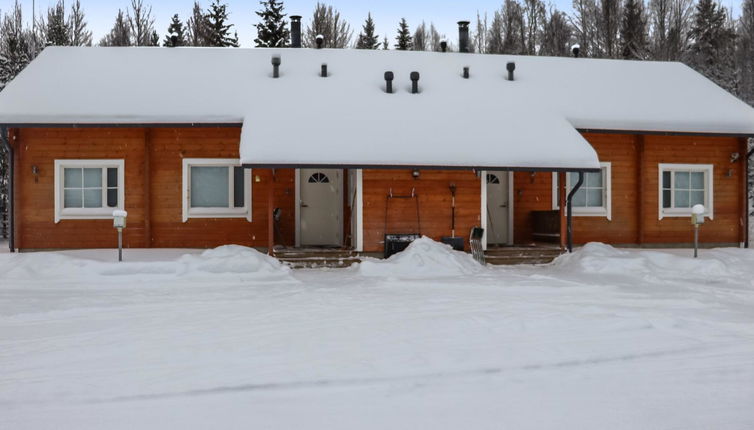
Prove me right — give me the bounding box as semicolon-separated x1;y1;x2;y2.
486;171;509;245
300;169;342;246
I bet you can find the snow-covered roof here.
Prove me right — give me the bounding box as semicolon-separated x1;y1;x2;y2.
1;47;753;170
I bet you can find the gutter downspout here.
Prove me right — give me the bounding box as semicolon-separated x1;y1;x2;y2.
1;126;13;252
747;145;753;248
566;172;584;253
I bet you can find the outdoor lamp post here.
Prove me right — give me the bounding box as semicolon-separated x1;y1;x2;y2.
113;210;127;262
691;204;705;258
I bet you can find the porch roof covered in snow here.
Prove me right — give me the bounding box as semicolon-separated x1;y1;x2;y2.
1;47;754;170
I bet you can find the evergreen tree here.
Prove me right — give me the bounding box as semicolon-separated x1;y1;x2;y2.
738;0;754;105
382;35;389;50
688;0;737;93
43;1;70;46
304;3;352;48
100;10;132;46
620;0;648;59
395;18;412;50
254;0;290;47
355;13;380;49
163;14;187;46
187;2;211;46
205;0;239;47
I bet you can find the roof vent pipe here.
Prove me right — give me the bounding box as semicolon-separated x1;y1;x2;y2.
506;62;515;81
463;66;469;79
290;15;302;48
458;21;470;53
321;63;328;77
271;55;281;78
315;34;324;49
410;71;420;94
440;40;448;52
571;44;580;58
170;32;178;47
384;71;394;94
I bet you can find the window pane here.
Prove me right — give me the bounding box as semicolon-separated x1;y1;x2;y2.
690;172;704;189
64;168;82;188
64;189;83;208
568;172;579;187
587;171;602;188
83;168;102;188
572;188;586;207
663;190;671;208
107;168;118;188
233;167;245;208
674;190;690;208
107;189;118;207
674;171;689;189
191;166;229;208
662;171;671;189
587;189;603;207
84;189;102;208
690;191;705;206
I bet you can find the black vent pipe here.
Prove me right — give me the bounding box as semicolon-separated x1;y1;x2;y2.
321;63;328;77
384;71;394;93
458;21;470;53
463;66;469;79
169;33;178;47
410;71;420;94
315;35;324;49
290;15;302;48
571;44;580;58
566;172;584;252
271;56;281;78
507;62;516;81
440;40;448;52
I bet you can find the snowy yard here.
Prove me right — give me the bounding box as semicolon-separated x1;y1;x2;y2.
1;239;753;429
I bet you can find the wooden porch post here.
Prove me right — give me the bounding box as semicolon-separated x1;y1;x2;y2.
558;172;567;251
268;168;275;256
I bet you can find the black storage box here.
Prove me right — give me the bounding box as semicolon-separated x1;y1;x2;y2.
384;234;421;258
441;236;464;251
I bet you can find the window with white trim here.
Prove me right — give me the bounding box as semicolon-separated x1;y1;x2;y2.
658;163;713;219
552;162;612;220
182;158;251;222
54;159;125;223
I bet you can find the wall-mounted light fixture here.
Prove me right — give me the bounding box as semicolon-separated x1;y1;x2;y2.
412;170;420;179
730;152;740;163
31;165;39;183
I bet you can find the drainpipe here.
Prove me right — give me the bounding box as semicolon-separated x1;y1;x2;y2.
1;126;14;252
566;171;584;253
747;145;753;248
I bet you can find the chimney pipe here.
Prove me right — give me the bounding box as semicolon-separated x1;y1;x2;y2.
463;66;469;79
384;71;394;94
458;21;470;53
440;40;447;53
506;62;515;81
315;34;324;49
290;15;302;48
321;63;328;77
571;44;580;58
271;55;281;78
410;71;420;94
170;32;178;47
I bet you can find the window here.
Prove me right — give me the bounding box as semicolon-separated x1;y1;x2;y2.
658;164;713;219
308;172;330;183
486;173;500;184
54;159;125;223
552;162;612;220
182;158;251;222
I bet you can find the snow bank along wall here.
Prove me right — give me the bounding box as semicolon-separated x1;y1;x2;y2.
8;127;748;251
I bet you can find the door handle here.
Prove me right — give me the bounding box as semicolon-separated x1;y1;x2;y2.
500;204;507;208
301;203;309;208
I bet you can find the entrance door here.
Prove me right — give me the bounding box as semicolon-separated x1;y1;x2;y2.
300;169;343;246
486;171;509;245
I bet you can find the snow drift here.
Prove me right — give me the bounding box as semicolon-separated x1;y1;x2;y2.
0;245;292;283
357;236;484;278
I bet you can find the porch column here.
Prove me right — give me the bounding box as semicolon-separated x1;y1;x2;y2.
267;169;275;256
558;172;566;251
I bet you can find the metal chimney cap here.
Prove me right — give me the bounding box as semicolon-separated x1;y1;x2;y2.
271;56;281;65
457;21;471;27
506;62;516;72
290;15;302;21
384;71;394;81
410;71;420;81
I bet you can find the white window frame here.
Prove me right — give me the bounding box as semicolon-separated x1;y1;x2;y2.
658;163;714;220
182;158;252;222
551;162;612;220
54;159;125;223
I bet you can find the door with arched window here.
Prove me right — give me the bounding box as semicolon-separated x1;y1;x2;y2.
486;171;510;245
299;168;343;246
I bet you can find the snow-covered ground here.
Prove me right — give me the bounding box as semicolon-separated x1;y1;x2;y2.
1;238;753;429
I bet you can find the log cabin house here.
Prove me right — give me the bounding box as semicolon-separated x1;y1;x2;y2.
1;22;753;261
